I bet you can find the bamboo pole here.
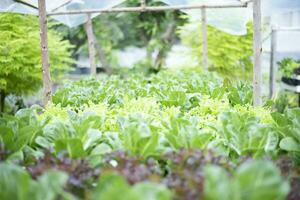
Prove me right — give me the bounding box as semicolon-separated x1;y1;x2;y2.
48;3;247;16
85;14;97;76
94;39;112;74
253;0;262;106
201;8;208;71
15;0;38;9
141;0;146;11
269;27;277;99
38;0;52;106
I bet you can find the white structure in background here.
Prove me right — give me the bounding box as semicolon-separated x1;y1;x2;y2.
272;9;300;27
263;9;300;61
117;47;147;68
264;8;300;98
271;10;300;53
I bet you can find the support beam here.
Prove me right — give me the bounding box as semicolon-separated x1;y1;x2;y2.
85;14;97;76
48;3;247;16
273;27;300;31
269;27;277;99
15;0;38;9
253;0;262;106
201;8;208;71
38;0;52;106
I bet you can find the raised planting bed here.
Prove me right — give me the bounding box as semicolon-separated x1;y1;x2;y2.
281;75;300;106
282;76;300;93
279;59;300;93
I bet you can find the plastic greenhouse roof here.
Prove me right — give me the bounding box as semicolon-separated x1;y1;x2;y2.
0;0;300;35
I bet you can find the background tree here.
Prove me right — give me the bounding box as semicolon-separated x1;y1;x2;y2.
58;0;186;74
114;0;185;71
0;13;73;113
179;19;253;80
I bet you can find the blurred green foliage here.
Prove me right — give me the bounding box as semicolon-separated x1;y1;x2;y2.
0;70;297;200
0;13;73;97
179;20;253;80
57;0;186;72
278;58;300;77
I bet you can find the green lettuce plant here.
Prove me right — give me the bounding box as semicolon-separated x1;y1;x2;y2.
0;106;46;162
204;160;289;200
272;108;300;164
0;163;74;200
207;109;277;157
91;173;172;200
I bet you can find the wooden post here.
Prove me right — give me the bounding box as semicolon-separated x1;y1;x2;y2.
38;0;52;106
201;8;208;71
48;3;249;16
85;14;97;76
253;0;262;106
94;39;112;74
269;27;277;99
141;0;146;10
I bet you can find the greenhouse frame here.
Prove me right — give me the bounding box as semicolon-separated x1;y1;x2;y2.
2;1;300;199
2;0;264;106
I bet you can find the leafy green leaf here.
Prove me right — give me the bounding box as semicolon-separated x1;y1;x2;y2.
280;137;300;152
91;173;172;200
30;170;71;200
55;138;86;158
235;160;289;200
204;160;289;200
0;163;31;200
204;165;233;200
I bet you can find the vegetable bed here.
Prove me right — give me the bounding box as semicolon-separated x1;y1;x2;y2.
282;76;300;86
279;58;300;94
0;70;300;200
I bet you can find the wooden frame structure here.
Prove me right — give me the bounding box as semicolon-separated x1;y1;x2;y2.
47;2;249;15
84;14;97;76
201;8;208;71
36;0;262;106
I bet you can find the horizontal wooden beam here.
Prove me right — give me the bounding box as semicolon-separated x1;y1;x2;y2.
48;3;247;16
273;27;300;31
